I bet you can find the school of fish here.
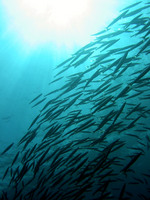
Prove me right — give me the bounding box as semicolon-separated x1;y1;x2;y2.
0;1;150;199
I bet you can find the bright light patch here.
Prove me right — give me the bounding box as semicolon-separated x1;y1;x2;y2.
17;0;88;27
50;0;88;26
2;0;119;48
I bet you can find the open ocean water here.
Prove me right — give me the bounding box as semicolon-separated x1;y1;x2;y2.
0;0;150;199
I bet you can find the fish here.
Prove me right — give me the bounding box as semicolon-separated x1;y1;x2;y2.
136;39;150;57
49;76;63;84
28;114;40;130
125;114;142;129
91;29;108;36
16;162;31;182
112;51;129;76
120;152;143;174
1;116;11;121
114;85;132;100
107;10;129;29
113;102;126;124
11;151;20;167
99;39;120;51
91;53;111;66
135;20;150;36
92;95;113;114
95;83;111;96
44;89;60;97
123;5;150;18
71;157;88;174
111;142;125;153
32;97;46;108
2;167;10;180
42;124;61;141
125;91;142;99
64;110;81;129
120;1;142;12
56;57;73;68
94;110;115;132
84;69;100;88
122;14;143;29
23;126;40;150
143;28;150;40
125;103;141;118
106;83;123;93
119;184;126;200
29;93;42;104
1;1;150;199
1;142;14;155
28;144;37;156
55;65;69;77
76;119;95;133
126;133;141;140
73;42;96;56
34;146;51;176
131;64;150;84
64;94;82;111
72;52;93;67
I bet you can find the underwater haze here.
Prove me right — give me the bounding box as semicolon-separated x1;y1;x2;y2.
0;0;150;199
0;0;126;144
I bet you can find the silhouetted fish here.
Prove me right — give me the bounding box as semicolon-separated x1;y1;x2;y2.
1;143;14;155
120;152;143;174
29;93;42;104
1;1;150;199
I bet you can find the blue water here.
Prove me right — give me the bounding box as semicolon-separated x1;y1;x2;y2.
0;0;150;199
0;0;124;144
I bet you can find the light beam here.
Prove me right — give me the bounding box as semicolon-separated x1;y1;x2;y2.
1;0;119;48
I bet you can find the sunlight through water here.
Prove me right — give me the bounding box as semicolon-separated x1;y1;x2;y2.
1;0;120;48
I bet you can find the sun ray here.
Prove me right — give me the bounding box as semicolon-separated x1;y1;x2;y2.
1;0;119;48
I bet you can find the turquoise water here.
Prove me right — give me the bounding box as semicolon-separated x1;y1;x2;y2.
0;0;127;143
0;0;150;199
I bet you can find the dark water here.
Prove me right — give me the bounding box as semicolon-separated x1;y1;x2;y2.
0;0;150;199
